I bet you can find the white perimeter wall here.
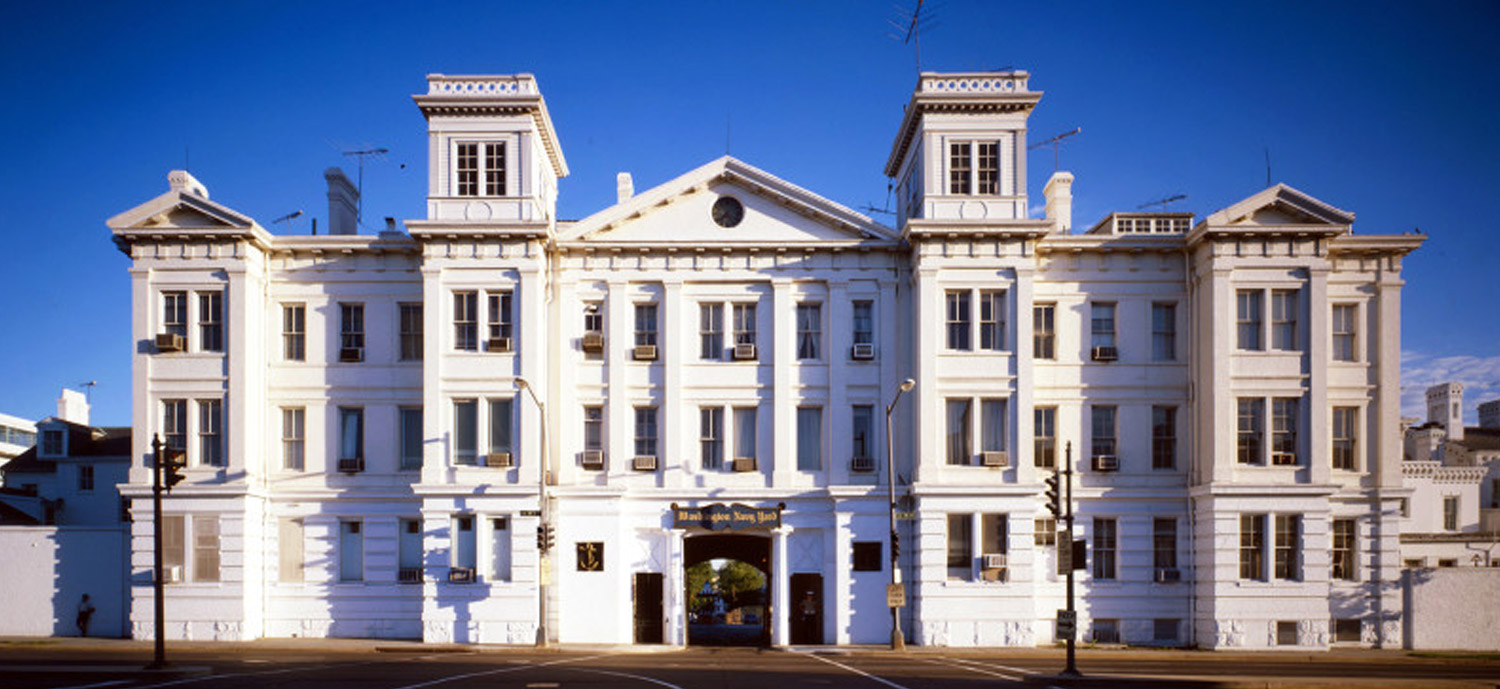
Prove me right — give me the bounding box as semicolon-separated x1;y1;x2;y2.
0;526;128;637
1403;567;1500;650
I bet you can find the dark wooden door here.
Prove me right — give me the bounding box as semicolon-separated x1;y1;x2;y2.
633;572;664;644
789;572;823;645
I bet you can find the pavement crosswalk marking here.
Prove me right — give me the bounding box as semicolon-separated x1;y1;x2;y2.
798;652;915;689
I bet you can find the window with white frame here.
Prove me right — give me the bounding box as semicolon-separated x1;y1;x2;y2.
1152;406;1176;470
948;141;1001;195
1272;397;1299;465
700;407;723;470
980;399;1006;454
1034;406;1056;468
399;303;423;361
338;407;363;467
1332;407;1357;471
700;303;723;360
796;303;822;359
453;400;477;466
198;399;223;466
339;520;364;582
1443;495;1459;531
979;290;1005;351
162;399;187;455
487;291;513;348
1271;289;1299;351
1237;398;1265;465
163;291;188;338
194;514;220;582
1033;303;1056;359
282;407;305;471
453;515;477;574
584;301;603;334
1274;514;1301;580
946;399;971;465
734;407;756;463
635;406;658;458
733;303;756;348
852;300;874;346
1153;518;1177;571
489;399;513;459
583;405;603;454
1332;304;1358;362
1091;405;1117;462
163;515;185;581
947;514;972;579
635;304;658;347
1090;302;1116;350
279;517;304;583
1035;517;1057;546
198;291;223;352
400;407;423;470
397;518;421;581
339;303;364;357
1152;302;1176;361
1236;290;1263;351
1093;518;1117;580
948;142;971;194
77;464;94;492
455;141;506;197
797;407;822;471
41;429;64;457
491;517;512;582
454;292;478;352
283;304;306;361
852;405;874;461
1331;518;1356;581
1240;514;1266;580
946;291;971;351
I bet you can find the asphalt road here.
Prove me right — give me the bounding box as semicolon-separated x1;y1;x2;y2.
1;640;1498;689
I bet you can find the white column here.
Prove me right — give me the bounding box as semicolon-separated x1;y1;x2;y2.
832;509;853;644
663;280;683;488
607;280;630;477
1307;266;1331;485
828;280;849;483
913;267;940;483
772;280;795;487
666;528;686;645
1014;266;1036;485
772;526;791;645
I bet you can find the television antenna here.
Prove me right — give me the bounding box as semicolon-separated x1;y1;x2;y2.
1137;194;1187;211
342;147;389;227
887;0;937;72
79;381;98;404
1028;127;1081;172
271;210;304;233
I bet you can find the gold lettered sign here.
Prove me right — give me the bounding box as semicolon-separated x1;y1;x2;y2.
672;503;782;531
887;583;906;608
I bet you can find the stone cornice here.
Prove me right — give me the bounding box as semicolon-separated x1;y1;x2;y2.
405;219;550;240
1328;234;1426;257
413;73;569;178
904;218;1052;241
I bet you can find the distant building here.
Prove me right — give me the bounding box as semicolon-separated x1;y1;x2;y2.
1400;383;1500;568
0;412;37;482
106;70;1423;649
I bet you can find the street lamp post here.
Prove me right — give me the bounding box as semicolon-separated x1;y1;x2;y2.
885;378;916;651
515;377;550;648
147;434;167;669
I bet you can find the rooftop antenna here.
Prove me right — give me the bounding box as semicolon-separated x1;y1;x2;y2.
888;0;937;73
271;210;304;233
1264;147;1272;188
1138;194;1188;211
79;381;98;404
860;181;897;217
342;147;389;227
1028;127;1081;172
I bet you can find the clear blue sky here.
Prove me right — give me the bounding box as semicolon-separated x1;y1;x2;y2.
2;0;1497;427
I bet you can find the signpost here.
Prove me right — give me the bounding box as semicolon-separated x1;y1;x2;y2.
886;583;906;609
1057;443;1082;677
1056;609;1077;639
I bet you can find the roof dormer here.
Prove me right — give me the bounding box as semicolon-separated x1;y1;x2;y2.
412;74;568;229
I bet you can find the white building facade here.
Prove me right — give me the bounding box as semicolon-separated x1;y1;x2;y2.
108;71;1423;648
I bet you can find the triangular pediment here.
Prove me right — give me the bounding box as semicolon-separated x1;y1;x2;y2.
560;157;896;248
1205;183;1355;229
107;171;258;233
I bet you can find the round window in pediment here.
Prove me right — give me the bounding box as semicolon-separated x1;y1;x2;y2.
712;196;745;228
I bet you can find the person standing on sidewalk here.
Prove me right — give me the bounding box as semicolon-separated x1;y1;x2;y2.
76;594;95;637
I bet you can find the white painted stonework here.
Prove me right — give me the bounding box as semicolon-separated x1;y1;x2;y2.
106;71;1426;649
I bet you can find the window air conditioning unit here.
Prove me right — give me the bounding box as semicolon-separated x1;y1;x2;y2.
632;455;658;472
448;567;476;584
581;331;605;352
633;345;658;361
1092;454;1119;472
732;457;757;473
1091;345;1119;362
851;343;876;360
851;456;875;473
981;451;1009;468
339;347;364;362
155;333;185;353
163;565;183;584
1271;452;1298;466
337;457;365;473
487;337;512;353
982;553;1008;570
1155;568;1182;583
398;567;423;584
580;450;605;470
484;452;512;468
733;343;758;360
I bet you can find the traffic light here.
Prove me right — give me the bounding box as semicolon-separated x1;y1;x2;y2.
1044;472;1062;518
163;448;187;491
891;531;900;560
537;524;555;553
